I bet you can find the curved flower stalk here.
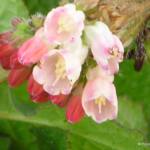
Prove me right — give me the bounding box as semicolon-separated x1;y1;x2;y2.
0;3;125;124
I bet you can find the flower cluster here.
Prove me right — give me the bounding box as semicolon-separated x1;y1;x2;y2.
0;4;124;123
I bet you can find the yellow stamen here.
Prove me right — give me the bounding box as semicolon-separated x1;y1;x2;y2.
53;57;66;85
58;16;73;33
95;96;106;113
110;47;119;57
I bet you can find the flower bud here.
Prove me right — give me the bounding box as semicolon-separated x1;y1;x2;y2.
0;56;11;70
30;92;49;103
66;95;85;123
11;17;23;27
28;75;44;96
0;32;16;59
18;28;49;65
8;67;31;87
31;13;45;29
10;52;24;69
49;94;68;107
28;75;49;103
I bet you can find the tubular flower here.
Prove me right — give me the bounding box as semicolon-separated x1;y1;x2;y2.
18;28;50;66
8;67;32;87
0;56;11;70
82;77;118;123
66;95;85;123
44;4;85;44
10;52;24;69
85;21;124;74
0;32;17;60
33;50;81;95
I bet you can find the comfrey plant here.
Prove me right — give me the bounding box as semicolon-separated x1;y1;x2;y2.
0;3;124;123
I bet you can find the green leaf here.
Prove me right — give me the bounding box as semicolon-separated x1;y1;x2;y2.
0;82;148;150
0;136;11;150
0;0;28;32
115;60;150;139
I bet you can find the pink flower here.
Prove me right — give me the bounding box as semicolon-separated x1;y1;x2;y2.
44;4;85;44
82;77;118;123
63;37;88;65
86;65;114;82
66;95;85;123
33;50;81;95
85;22;124;74
18;28;49;66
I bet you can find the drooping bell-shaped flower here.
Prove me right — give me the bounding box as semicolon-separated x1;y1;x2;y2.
33;50;81;95
44;4;85;44
85;21;124;74
82;77;118;123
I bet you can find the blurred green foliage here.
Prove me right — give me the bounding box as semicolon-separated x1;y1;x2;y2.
0;0;150;149
23;0;60;15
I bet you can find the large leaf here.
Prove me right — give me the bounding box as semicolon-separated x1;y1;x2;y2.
0;82;149;150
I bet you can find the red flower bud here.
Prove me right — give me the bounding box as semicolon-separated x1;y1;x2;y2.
28;75;44;96
0;32;16;59
0;56;11;70
11;17;23;27
10;52;24;69
8;67;31;87
66;96;85;123
49;94;69;107
28;75;49;103
30;92;49;103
